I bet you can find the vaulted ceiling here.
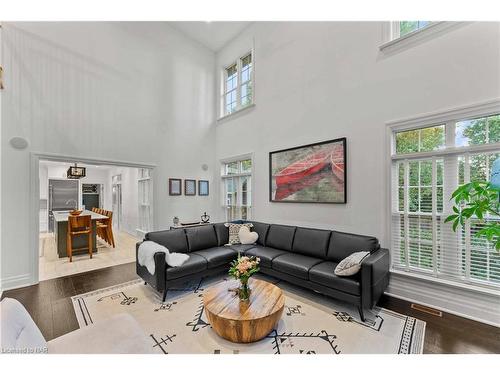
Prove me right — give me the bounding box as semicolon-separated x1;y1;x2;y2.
168;21;252;51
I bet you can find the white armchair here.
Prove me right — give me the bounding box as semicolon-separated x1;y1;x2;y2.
1;298;155;354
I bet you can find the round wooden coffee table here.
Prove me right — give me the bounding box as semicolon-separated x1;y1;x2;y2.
203;278;285;343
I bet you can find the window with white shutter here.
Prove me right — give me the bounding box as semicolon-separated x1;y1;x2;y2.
390;113;500;289
221;158;252;221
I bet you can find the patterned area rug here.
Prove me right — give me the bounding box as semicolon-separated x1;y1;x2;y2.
71;273;425;354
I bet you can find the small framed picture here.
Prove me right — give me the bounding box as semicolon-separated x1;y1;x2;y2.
198;180;209;196
169;178;182;196
184;179;196;196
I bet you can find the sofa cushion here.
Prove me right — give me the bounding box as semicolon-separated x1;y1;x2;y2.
166;254;207;280
145;229;189;253
245;246;288;268
228;244;257;254
185;225;218;252
0;298;47;353
272;253;323;280
249;221;270;246
309;261;361;295
327;230;380;263
292;227;331;258
214;223;229;246
266;224;296;251
192;247;238;269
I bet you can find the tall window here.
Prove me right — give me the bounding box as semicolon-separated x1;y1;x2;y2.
391;21;432;40
222;52;253;117
221;158;252;221
391;113;500;289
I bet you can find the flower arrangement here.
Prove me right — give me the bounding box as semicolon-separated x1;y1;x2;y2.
228;254;260;301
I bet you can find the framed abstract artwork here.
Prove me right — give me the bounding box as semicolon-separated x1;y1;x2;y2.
184;179;196;196
169;178;182;196
198;180;209;196
269;137;347;203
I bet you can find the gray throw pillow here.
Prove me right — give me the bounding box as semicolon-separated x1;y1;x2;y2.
334;251;370;276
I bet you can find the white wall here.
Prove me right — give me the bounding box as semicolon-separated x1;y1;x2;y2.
1;22;217;290
215;22;500;241
214;22;500;324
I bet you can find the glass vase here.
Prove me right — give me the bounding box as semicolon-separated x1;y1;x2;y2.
238;279;251;301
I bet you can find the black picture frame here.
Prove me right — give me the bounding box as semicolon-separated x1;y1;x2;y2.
184;179;196;196
169;178;182;196
198;180;209;196
269;137;347;204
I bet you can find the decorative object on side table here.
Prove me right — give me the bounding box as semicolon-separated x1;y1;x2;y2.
228;254;260;301
269;137;347;203
184;179;196;196
201;212;210;223
172;216;180;226
169;179;182;196
198;180;209;196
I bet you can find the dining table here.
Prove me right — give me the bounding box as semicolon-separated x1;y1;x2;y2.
53;209;108;258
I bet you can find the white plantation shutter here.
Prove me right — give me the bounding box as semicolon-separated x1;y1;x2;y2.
390;115;500;289
221;159;252;221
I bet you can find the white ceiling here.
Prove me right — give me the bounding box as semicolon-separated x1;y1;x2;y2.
169;21;252;52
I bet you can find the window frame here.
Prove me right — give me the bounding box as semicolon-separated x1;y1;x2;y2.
220;51;254;119
136;168;154;237
380;21;464;53
390;21;434;41
386;100;500;293
220;153;254;221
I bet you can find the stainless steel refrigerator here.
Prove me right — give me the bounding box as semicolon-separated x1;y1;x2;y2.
48;179;79;232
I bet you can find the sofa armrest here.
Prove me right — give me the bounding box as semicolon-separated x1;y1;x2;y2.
47;313;155;353
360;248;390;309
135;242;166;292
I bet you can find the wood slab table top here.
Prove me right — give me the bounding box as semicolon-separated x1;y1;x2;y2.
203;278;285;343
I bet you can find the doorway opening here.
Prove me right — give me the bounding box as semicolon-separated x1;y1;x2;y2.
37;158;154;281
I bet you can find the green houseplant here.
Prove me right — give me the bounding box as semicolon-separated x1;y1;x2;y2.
445;181;500;250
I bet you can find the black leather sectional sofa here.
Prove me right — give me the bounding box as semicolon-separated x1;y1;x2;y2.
136;222;390;321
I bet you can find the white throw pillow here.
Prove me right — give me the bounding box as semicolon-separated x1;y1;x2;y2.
224;223;253;244
238;226;259;245
334;251;370;276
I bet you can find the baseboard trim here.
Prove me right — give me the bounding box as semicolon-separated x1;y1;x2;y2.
0;273;34;292
386;273;500;327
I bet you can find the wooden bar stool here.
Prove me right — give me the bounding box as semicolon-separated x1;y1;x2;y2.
105;210;115;248
67;215;92;262
96;210;115;248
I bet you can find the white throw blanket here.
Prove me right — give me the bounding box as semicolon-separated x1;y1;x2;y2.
138;241;189;275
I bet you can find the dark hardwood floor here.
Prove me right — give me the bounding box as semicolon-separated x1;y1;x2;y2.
2;262;499;353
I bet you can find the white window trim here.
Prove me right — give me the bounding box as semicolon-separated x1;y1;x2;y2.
380;21;468;53
219;50;255;120
385;98;500;292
